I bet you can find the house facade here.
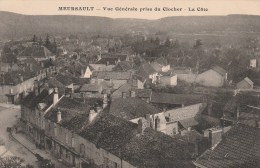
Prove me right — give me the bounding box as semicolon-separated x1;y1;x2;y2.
196;66;227;87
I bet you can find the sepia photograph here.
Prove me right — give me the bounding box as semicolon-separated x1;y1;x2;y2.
0;0;259;168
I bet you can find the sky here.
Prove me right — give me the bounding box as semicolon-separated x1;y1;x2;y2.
0;0;259;19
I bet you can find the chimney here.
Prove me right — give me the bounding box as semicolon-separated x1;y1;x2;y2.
89;108;97;123
122;92;127;99
20;75;24;82
209;128;223;149
48;88;54;95
130;90;136;98
34;80;39;96
57;111;62;123
41;62;44;68
71;134;75;148
81;69;84;77
103;94;108;108
96;106;102;113
236;105;240;120
155;116;160;131
53;88;59;105
138;118;148;135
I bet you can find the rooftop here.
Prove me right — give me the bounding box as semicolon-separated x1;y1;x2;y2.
18;45;53;58
45;96;90;127
195;124;260;168
150;92;205;105
211;66;227;76
79;113;195;168
109;97;160;120
92;71;132;80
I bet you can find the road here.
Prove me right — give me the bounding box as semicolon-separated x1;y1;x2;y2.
0;105;38;167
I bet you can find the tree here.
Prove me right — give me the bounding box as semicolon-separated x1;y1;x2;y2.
32;35;37;43
45;34;51;49
0;156;34;168
165;38;171;47
51;39;57;54
154;37;160;45
193;39;203;49
39;37;43;46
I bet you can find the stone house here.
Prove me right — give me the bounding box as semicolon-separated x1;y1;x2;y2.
20;86;62;146
236;77;254;89
0;59;56;104
17;45;56;61
196;66;227;87
91;71;132;89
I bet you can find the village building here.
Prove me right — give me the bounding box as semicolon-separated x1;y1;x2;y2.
135;63;159;84
0;60;56;104
91;71;132;89
150;57;170;72
236;77;254;89
222;94;260;127
43;95;92;167
113;61;133;72
158;71;178;86
196;66;227;87
77;113;195;168
194;124;260;168
150;91;206;109
17;45;56;61
20;87;61;146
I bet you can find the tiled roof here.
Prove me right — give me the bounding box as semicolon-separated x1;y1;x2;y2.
114;61;133;71
242;77;254;86
61;113;89;132
134;89;152;98
96;57;118;65
211;66;227;76
150;62;162;72
238;111;260;128
195;124;260;168
179;118;199;129
111;83;133;99
44;77;66;94
136;63;157;78
150;92;205;105
195;115;221;131
79;114;195;168
102;53;128;61
54;73;80;86
109;97;160;120
21;89;49;108
18;45;53;58
45;96;90;125
0;70;35;85
122;128;195;168
79;113;138;155
92;71;132;80
89;64;115;71
79;84;101;92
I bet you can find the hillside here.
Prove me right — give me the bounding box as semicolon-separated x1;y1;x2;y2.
0;11;260;39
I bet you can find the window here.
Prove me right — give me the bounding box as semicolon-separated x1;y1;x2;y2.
65;133;69;144
113;162;118;168
80;144;85;156
173;128;177;135
104;157;109;165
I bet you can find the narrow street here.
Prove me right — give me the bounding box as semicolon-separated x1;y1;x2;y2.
0;105;38;167
0;104;69;168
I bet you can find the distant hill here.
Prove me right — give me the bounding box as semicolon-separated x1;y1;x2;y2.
0;11;260;39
